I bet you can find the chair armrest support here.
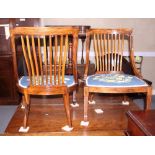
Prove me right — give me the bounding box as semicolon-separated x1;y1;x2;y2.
130;48;143;79
143;79;152;86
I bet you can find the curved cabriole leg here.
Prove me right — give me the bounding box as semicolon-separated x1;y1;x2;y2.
145;86;152;110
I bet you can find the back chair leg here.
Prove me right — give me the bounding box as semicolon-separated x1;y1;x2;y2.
122;94;129;105
72;90;77;104
145;86;152;110
123;94;127;101
84;87;89;122
70;89;79;108
63;93;72;127
88;93;95;104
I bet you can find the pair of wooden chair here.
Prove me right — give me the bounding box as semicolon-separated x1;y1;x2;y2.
10;27;152;132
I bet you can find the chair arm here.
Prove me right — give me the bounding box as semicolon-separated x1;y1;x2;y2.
143;79;152;86
129;48;143;79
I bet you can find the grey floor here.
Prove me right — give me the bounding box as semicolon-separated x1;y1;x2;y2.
0;105;17;134
0;96;155;134
134;95;155;110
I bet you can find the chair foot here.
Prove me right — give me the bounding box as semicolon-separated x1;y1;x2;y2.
21;104;25;109
19;126;30;133
61;125;73;132
80;121;89;126
78;79;84;84
94;108;104;114
122;101;130;105
70;102;79;107
88;100;96;105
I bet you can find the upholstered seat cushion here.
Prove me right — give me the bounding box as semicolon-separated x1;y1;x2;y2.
86;74;148;87
19;75;75;88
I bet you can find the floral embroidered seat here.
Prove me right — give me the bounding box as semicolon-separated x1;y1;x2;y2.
86;74;147;87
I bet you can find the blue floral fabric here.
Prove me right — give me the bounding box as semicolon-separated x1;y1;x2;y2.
19;75;75;88
86;74;148;87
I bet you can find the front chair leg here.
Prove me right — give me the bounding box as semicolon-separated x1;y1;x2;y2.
63;93;72;128
145;86;152;110
23;93;30;129
23;104;28;129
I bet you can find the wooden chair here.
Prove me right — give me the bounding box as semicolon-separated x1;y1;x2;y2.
82;28;152;124
10;27;79;132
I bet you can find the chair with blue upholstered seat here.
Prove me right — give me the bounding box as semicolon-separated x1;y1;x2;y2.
83;28;152;123
11;27;79;131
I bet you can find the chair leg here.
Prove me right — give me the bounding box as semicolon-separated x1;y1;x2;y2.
21;95;25;109
70;90;79;107
145;86;152;110
122;94;129;105
72;90;77;104
123;95;126;101
63;93;72;127
23;93;30;129
84;87;89;122
88;93;95;104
